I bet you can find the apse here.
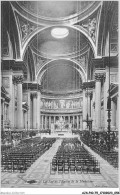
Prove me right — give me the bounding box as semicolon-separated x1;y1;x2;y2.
41;62;82;93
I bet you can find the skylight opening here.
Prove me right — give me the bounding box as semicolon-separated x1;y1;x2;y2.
51;28;69;38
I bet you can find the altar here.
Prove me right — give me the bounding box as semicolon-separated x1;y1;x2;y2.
51;116;72;133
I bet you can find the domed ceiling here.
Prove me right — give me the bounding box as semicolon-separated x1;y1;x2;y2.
12;1;97;94
17;1;95;20
31;27;88;58
41;61;82;94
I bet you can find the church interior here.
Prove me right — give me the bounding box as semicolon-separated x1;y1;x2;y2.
1;1;119;188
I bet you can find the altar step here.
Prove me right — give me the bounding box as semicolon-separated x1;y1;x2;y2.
40;132;79;138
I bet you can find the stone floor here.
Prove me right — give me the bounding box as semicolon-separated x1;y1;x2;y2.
1;138;118;188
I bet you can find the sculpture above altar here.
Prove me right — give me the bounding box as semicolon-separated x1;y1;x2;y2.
54;116;72;132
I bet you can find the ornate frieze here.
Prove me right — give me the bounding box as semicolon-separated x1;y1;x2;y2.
40;98;82;110
94;73;105;82
13;75;24;84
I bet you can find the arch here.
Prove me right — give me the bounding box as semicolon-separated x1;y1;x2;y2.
2;2;21;59
21;25;96;60
36;58;87;85
23;47;36;81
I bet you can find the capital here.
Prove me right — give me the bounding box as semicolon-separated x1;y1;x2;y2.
85;91;92;98
31;92;38;99
13;75;24;84
95;73;105;82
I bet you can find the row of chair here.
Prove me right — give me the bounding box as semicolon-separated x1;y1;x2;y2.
1;137;56;173
80;131;118;169
50;138;100;174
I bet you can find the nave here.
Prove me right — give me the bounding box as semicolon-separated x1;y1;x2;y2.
1;135;118;188
1;1;119;190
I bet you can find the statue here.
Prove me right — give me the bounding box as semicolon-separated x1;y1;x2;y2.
66;101;70;109
59;100;65;109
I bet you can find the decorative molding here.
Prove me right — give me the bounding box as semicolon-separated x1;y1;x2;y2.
82;17;97;43
73;55;87;71
13;75;24;84
15;12;44;47
32;52;49;75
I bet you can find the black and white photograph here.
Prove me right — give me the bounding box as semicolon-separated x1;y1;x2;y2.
1;1;119;193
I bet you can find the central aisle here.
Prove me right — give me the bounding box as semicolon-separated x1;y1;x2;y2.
1;138;118;188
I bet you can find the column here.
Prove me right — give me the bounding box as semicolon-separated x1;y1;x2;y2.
104;70;109;130
1;99;5;130
25;111;28;130
95;73;105;131
116;96;119;130
73;116;75;128
41;115;43;129
46;116;48;129
77;115;79;129
80;115;83;130
44;116;46;129
40;115;43;130
43;115;45;129
68;116;70;123
12;80;15;128
111;99;116;129
91;89;95;130
37;91;40;129
85;91;91;117
54;116;55;124
82;89;87;129
23;111;26;129
13;76;24;129
49;116;51;129
32;92;37;129
27;92;31;130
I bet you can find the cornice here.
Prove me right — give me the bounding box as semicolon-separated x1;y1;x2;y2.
92;56;118;69
23;82;41;91
82;81;95;89
1;60;27;73
41;108;82;114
